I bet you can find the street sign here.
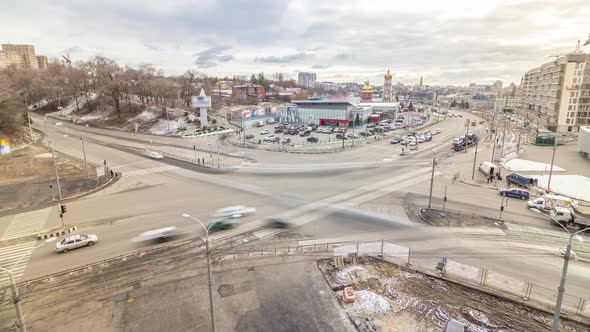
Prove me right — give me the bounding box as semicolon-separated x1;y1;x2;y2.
96;166;105;178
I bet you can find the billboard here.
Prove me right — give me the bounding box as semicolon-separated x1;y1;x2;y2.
191;95;211;108
251;109;258;117
242;110;251;118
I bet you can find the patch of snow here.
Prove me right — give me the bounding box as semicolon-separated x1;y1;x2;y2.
77;115;102;122
345;290;390;315
33;153;52;158
148;118;186;135
335;266;372;285
531;175;590;202
503;159;565;172
131;111;158;122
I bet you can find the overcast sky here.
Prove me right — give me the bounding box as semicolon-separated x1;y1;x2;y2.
2;0;589;86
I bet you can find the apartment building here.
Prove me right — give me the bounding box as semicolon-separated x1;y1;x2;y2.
0;44;45;70
523;52;590;132
232;84;265;102
298;72;317;88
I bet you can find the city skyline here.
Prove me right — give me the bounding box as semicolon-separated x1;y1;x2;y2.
1;0;589;86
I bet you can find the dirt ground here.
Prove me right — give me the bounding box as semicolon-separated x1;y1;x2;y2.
318;257;589;332
0;142;97;211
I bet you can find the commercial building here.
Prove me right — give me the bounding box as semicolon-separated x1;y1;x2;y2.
579;126;590;160
321;81;339;91
285;98;399;127
232;84;265;102
503;96;523;112
298;72;317;88
0;44;47;70
523;52;590;132
493;80;503;90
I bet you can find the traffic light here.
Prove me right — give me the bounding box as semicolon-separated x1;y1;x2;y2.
58;203;67;216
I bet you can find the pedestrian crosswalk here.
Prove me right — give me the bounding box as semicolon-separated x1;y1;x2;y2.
0;207;52;241
123;165;179;177
0;241;37;287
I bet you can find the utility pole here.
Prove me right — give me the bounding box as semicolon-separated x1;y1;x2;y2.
49;140;63;200
427;151;436;216
80;131;89;179
500;118;507;158
23;92;33;143
242;115;247;164
547;134;558;192
216;135;221;168
471;137;479;180
9;272;26;332
490;130;498;163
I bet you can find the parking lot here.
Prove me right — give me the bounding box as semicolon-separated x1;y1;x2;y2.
241;111;441;150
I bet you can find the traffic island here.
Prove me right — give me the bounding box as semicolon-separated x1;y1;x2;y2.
37;225;78;240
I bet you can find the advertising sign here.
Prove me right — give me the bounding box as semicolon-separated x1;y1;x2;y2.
242;110;251;118
251;109;258;117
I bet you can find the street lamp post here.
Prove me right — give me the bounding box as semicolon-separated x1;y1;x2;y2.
0;237;57;332
48;140;63;200
547;134;559;192
427;150;436;216
80;130;89;179
550;223;590;332
182;213;227;332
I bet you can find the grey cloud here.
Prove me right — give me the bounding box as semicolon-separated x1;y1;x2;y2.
193;46;234;68
255;52;309;63
312;64;330;69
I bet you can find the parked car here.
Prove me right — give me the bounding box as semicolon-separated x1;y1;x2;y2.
281;138;291;144
260;129;270;135
499;188;530;200
263;135;276;142
336;133;347;139
56;234;98;253
424;135;432;142
245;134;255;139
417;136;425;143
299;130;311;137
307;137;319;143
347;133;359;139
359;131;370;136
274;128;283;134
390;137;400;144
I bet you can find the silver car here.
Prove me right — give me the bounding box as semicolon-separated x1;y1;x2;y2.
56;234;98;253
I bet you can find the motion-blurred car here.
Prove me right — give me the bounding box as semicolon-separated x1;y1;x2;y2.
208;218;239;231
212;205;256;218
144;149;164;160
56;234;98;253
266;217;290;228
132;226;177;243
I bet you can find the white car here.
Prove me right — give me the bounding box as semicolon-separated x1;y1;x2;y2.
260;129;270;135
144;149;164;160
212;205;256;219
417;136;425;143
56;234;98;253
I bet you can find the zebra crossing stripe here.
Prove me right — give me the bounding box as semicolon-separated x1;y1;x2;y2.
123;165;179;177
0;208;52;241
0;241;37;287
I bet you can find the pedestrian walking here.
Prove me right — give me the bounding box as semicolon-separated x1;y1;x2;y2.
486;175;490;183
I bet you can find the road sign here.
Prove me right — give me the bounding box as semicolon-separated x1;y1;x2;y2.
96;166;105;178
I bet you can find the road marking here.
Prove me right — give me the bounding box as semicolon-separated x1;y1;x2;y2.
0;241;37;287
111;160;151;170
207;167;432;242
0;208;52;241
123;165;179;177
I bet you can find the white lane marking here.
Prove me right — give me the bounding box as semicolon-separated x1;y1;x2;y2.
0;208;52;241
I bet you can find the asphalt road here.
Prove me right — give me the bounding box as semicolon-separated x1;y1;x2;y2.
4;111;588;305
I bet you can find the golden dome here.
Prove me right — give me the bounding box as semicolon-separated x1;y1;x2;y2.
384;69;392;79
362;81;373;91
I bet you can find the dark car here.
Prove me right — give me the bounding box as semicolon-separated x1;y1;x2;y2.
336;133;347;139
359;131;370;136
307;137;319;143
267;217;289;228
245;134;255;139
499;188;530;200
275;128;283;134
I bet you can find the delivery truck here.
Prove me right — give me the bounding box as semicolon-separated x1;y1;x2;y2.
506;173;538;187
478;161;496;176
527;194;574;211
550;206;590;228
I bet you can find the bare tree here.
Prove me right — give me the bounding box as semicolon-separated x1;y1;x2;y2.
95;57;125;118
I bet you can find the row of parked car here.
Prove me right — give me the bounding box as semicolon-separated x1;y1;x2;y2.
391;128;441;147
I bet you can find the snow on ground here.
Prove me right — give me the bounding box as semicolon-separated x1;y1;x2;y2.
148;118;186;135
344;290;390;315
334;266;372;285
130;110;158;122
532;175;590;201
503;159;565;172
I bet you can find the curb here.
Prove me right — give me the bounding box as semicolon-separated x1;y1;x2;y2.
37;226;78;240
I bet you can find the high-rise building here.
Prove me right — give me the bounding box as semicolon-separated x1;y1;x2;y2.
36;55;48;70
383;70;393;101
523;52;590;132
298;72;317;88
0;44;44;70
419;76;423;88
493;80;503;90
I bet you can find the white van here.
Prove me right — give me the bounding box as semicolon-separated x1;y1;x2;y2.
479;161;496;176
212;206;257;218
256;120;265;127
